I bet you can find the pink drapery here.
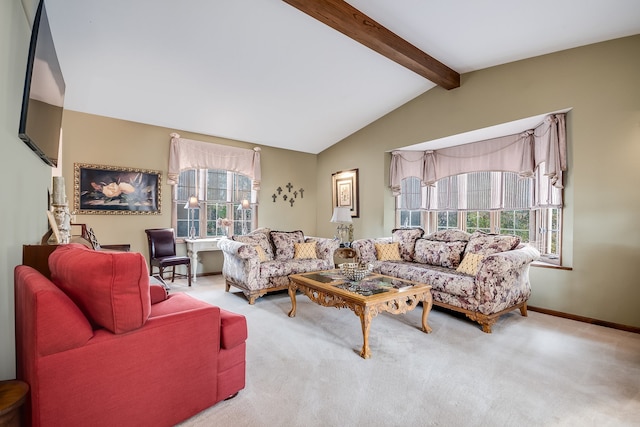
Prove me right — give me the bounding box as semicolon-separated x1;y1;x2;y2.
168;133;261;190
390;114;566;196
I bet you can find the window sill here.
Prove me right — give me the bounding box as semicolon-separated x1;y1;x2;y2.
531;261;572;271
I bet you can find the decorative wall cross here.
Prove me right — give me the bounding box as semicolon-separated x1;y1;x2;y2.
273;183;303;207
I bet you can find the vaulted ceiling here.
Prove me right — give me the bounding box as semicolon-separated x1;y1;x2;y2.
44;0;640;153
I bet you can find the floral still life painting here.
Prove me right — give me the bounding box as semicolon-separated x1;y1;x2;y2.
74;163;161;214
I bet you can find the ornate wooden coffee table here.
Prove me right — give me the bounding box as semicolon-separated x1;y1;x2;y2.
288;271;433;359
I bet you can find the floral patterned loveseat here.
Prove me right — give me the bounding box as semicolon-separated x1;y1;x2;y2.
218;228;339;304
351;229;539;333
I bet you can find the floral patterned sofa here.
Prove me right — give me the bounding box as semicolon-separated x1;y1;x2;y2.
218;228;340;304
351;229;540;333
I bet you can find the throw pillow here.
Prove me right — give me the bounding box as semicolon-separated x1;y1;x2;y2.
254;245;268;262
375;242;402;261
293;241;317;259
270;230;305;261
391;228;424;261
424;229;471;242
49;243;151;334
456;253;485;276
414;239;467;268
233;233;274;260
464;231;521;256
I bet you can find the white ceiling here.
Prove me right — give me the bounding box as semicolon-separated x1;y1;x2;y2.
44;0;640;154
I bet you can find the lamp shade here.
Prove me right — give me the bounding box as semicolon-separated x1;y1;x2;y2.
184;196;199;209
330;207;352;223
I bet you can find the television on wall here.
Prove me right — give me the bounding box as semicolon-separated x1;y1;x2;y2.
18;0;65;167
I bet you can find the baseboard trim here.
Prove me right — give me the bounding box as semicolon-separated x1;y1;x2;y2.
528;305;640;334
195;271;222;277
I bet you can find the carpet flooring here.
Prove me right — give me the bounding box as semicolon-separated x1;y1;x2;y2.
170;275;640;427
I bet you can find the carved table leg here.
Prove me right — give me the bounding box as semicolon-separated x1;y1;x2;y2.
358;306;372;359
288;284;298;317
421;293;433;334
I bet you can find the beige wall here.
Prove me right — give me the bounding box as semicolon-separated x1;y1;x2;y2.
317;35;640;328
60;111;319;274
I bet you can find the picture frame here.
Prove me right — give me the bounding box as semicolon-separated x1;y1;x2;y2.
46;211;61;243
74;163;162;215
332;168;359;218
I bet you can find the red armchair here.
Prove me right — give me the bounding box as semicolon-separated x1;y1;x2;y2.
14;244;247;427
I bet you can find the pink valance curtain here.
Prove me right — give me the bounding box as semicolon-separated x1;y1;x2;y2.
168;133;261;190
390;114;566;207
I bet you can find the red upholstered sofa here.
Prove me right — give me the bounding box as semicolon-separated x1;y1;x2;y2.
14;244;247;427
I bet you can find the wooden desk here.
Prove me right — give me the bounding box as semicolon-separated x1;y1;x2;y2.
185;238;223;282
0;380;29;427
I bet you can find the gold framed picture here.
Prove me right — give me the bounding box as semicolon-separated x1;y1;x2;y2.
74;163;162;215
331;168;359;218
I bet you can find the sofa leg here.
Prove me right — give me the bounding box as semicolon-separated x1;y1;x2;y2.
480;320;495;333
519;303;528;317
225;281;231;292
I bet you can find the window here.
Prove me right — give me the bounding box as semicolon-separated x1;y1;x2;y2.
173;169;255;239
397;177;422;228
397;171;562;265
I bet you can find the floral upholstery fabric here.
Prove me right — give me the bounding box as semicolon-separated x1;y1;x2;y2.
413;239;467;268
254;245;268;262
391;228;424;261
352;238;390;264
258;259;329;285
424;228;471;242
270;230;305;261
219;234;339;303
232;232;274;260
464;231;521;256
373;261;476;298
353;235;539;316
424;229;471;242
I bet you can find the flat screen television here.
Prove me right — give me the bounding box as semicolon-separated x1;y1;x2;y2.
18;0;65;167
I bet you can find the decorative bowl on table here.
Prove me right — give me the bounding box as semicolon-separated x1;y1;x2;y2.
339;262;373;281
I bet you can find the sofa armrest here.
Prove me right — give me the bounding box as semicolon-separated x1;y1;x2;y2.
474;245;540;314
352;237;392;263
218;238;260;289
219;308;248;349
150;284;168;304
218;238;259;260
305;237;340;263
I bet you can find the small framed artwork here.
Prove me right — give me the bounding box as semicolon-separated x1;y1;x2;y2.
74;163;162;215
332;168;359;218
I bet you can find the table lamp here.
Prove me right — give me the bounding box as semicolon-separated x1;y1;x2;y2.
330;207;353;247
184;196;199;239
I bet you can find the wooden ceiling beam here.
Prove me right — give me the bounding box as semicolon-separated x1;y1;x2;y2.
282;0;460;90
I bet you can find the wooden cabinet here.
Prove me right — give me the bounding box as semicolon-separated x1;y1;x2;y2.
22;244;59;279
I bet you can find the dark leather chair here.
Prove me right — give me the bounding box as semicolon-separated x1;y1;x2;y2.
145;228;192;286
